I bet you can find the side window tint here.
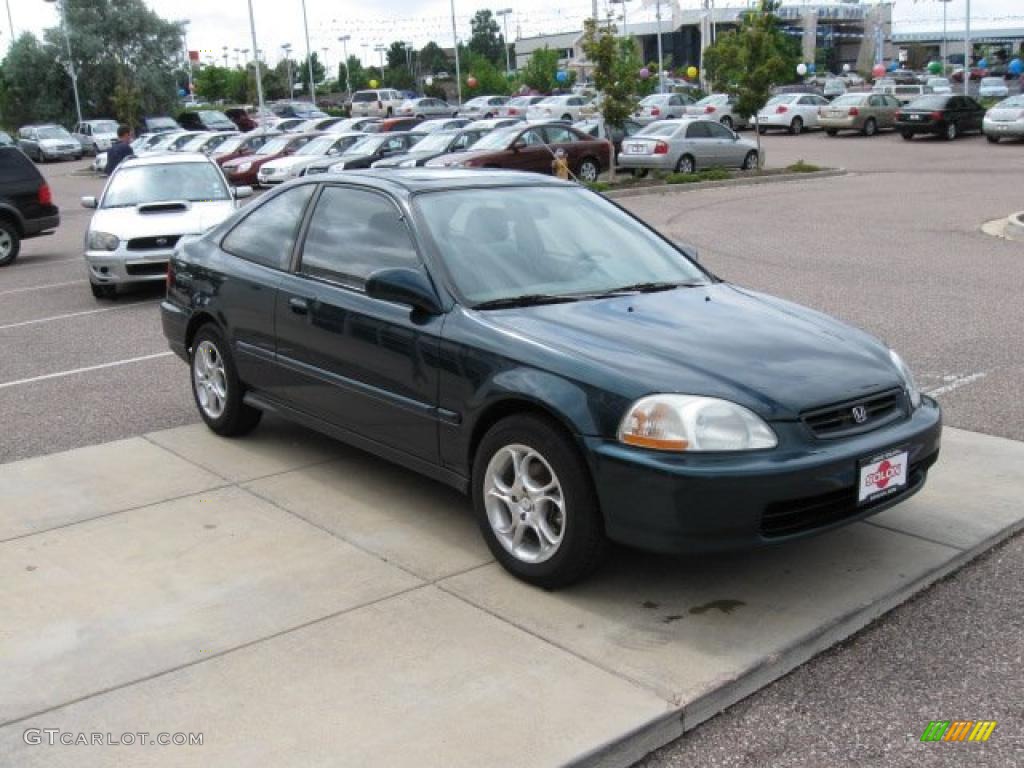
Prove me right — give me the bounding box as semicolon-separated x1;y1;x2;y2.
706;122;732;139
221;185;315;270
686;122;711;139
299;187;420;287
544;126;574;144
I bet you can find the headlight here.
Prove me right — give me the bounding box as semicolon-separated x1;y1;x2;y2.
618;395;777;452
237;162;252;173
889;349;922;408
88;231;119;251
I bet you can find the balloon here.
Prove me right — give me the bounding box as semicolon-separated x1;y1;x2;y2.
467;75;478;88
887;62;898;72
686;65;698;79
1009;59;1024;76
807;63;816;74
927;61;942;74
796;63;807;76
978;58;988;69
638;67;650;80
424;76;433;86
872;64;885;78
368;79;378;88
842;63;851;73
556;70;568;83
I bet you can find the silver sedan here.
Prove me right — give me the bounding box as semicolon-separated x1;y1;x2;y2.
616;118;762;174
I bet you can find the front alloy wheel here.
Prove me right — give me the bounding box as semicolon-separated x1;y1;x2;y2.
484;445;565;564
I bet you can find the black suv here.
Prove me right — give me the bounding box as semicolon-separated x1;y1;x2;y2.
177;109;238;132
0;146;60;266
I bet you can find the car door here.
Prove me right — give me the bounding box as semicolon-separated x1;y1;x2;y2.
683;121;716;166
504;127;549;173
541;124;578;171
704;120;743;166
667;94;684;118
216;184;317;388
964;97;984;131
273;184;443;463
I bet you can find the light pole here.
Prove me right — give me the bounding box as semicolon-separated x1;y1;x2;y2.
964;0;971;96
608;0;626;37
245;1;265;115
450;0;462;105
43;0;82;126
300;0;316;104
5;0;13;41
338;35;351;96
940;0;949;73
222;46;229;67
495;8;513;75
655;0;665;94
282;43;294;100
180;19;194;104
375;44;386;73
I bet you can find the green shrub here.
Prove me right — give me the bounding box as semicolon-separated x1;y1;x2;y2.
785;160;821;173
584;181;611;192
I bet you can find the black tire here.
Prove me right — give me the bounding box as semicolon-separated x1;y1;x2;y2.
385;107;393;117
789;116;803;135
825;128;838;137
89;281;116;299
757;126;767;135
632;169;649;179
577;157;600;183
190;325;262;437
0;218;20;266
561;113;572;121
901;131;914;141
472;414;608;588
742;150;758;170
986;134;1000;143
720;115;733;130
862;118;877;137
675;154;696;174
483;112;493;119
945;122;958;141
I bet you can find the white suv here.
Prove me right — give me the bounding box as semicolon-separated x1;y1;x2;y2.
349;89;405;118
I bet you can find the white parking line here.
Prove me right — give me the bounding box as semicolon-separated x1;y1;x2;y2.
0;352;174;390
0;305;141;331
0;279;86;296
925;372;987;398
5;256;83;270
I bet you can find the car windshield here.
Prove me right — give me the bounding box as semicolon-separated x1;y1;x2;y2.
509;97;532;106
256;137;291;155
538;96;566;104
465;97;489;107
410;131;458;152
696;95;727;106
181;135;213;151
170;134;198;149
636;122;681;137
466;127;519;151
102;163;230;208
91;121;119;134
352;92;377;102
343;135;389;155
296;136;336;155
198;111;229;122
907;95;950;109
415;186;708;305
214;136;244;154
38;126;72;140
927;78;950;87
765;95;796;106
996;95;1024;108
981;78;1003;86
148;118;178;129
639;94;667;105
830;94;866;106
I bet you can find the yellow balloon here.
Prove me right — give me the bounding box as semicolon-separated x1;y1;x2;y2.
686;66;698;79
369;79;379;88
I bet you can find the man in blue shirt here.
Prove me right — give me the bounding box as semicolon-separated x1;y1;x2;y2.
104;125;134;174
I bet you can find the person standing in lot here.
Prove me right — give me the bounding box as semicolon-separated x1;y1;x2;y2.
552;148;569;180
104;125;134;174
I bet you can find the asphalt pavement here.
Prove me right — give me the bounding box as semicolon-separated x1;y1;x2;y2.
0;133;1021;765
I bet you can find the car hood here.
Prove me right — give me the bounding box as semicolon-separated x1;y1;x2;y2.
223;154;275;169
89;201;237;240
374;150;441;167
470;283;902;420
428;148;503;166
39;137;76;147
261;155;309;172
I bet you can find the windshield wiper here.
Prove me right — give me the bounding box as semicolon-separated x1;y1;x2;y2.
472;293;581;310
593;281;705;297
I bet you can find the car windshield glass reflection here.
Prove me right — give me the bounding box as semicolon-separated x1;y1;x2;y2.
215;136;244;153
39;127;73;140
102;164;230;208
467;127;519;151
415;187;708;305
92;121;118;134
256;138;291;155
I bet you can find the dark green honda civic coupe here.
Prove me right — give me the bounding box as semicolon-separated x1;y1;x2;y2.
161;170;941;588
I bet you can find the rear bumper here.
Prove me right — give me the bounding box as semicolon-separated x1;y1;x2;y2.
160;300;191;362
23;212;60;238
818;116;859;131
897;120;942;135
585;396;942;555
616;153;673;170
983;119;1024;138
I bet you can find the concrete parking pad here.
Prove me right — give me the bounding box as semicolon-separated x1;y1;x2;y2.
0;587;672;768
0;437;222;540
0;485;420;724
246;450;490;581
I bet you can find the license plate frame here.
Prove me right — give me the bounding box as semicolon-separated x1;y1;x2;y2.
857;446;910;505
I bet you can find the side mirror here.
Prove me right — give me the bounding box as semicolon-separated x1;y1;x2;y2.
673;239;699;262
365;267;442;315
81;196;97;209
232;186;253;199
512;138;526;151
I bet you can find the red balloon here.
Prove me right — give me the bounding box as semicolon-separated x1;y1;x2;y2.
871;64;885;78
467;76;479;88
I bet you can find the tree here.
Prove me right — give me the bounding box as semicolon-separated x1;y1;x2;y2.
0;34;67;127
701;0;798;166
520;47;561;94
419;42;448;74
194;65;231;102
296;52;326;94
582;19;643;179
462;52;510;96
341;56;367;92
386;41;410;72
469;10;505;66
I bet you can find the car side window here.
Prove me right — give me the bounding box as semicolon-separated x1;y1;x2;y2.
221;185;315;270
543;126;574;144
686;122;711;139
705;122;733;139
299;186;420;288
520;129;545;147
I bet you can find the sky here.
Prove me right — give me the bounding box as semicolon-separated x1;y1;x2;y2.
4;1;1022;68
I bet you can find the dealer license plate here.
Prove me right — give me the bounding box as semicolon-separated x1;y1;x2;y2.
625;143;647;154
908;114;921;121
858;447;909;505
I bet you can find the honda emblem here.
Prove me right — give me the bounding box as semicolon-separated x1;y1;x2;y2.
851;406;868;424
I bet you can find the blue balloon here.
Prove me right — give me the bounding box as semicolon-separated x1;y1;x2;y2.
887;62;898;72
978;58;988;69
556;70;568;83
807;62;816;74
1009;58;1024;76
178;88;187;97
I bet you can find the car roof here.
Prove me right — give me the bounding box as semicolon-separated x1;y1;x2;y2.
117;152;217;169
316;168;570;193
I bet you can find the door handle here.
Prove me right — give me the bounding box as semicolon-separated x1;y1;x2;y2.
288;297;310;315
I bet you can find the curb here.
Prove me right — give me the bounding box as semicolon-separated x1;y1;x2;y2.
602;168;847;200
568;514;1024;767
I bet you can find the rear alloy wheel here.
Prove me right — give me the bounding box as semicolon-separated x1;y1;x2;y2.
945;122;958;140
0;219;21;266
789;116;804;135
473;415;607;588
986;134;1000;143
742;150;758;170
577;158;600;183
862;118;877;137
720;115;733;130
676;154;696;174
89;282;116;299
190;325;262;437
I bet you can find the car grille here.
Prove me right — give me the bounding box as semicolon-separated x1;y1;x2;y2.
801;388;906;439
125;261;170;276
126;235;181;251
760;453;937;538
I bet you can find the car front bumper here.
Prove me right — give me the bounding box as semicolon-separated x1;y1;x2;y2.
584;397;942;554
223;167;259;186
85;247;176;285
983;118;1024;138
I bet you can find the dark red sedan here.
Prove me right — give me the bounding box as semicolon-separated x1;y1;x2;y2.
210;131;281;167
424;122;611;183
220;132;321;186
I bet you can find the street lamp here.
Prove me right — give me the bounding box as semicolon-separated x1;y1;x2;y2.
43;0;83;125
450;0;462;105
374;44;386;74
222;46;229;67
5;0;14;41
655;0;665;94
281;43;294;100
338;35;352;96
245;1;266;115
300;0;316;104
179;19;194;104
495;8;513;75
